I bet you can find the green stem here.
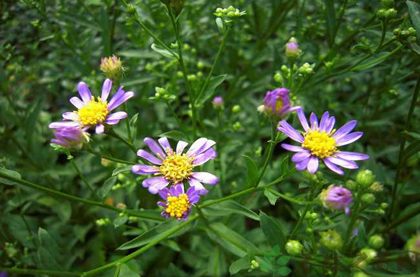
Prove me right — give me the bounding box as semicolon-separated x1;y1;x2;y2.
107;129;137;153
85;147;136;165
0;171;163;221
123;103;133;144
167;5;198;139
374;20;387;54
342;187;363;253
388;76;420;222
266;188;319;206
69;158;97;198
165;100;189;140
384;204;420;232
196;28;230;102
0;268;80;276
255;121;279;187
113;263;121;277
82;215;198;277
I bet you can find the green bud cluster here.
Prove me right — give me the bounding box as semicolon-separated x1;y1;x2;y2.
232;121;242;131
298;63;314;74
96;218;111;226
249;260;259;272
151;87;175;101
393;27;417;43
214;6;246;18
377;8;397;20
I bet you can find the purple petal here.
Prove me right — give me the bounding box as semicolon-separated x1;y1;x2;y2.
144;137;165;158
187;138;208;156
278;120;304;143
105;112;127;125
101;79;112;101
188;178;208;195
281;143;305;152
142;176;170;194
176;141;188;154
307;156;319;174
158;188;169;200
193;148;216;165
325;157;358;169
78;82;93;103
332;120;357;140
157;201;167;208
326;116;336;134
292;151;311;163
195;139;216;156
295;157;310;171
62;112;78;121
191;172;219;185
335;151;369;161
336;132;363;146
108;91;134;111
297;108;309;132
95;124;105;134
70;97;85;109
310;113;319;130
319;111;329;132
49;121;79;128
323;158;344;175
137;150;162;165
158;137;173;155
131;164;159;175
108;87;125;107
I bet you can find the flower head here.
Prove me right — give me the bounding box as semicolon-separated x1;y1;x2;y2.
49;124;90;149
157;183;199;221
320;185;353;214
279;109;369;175
100;55;124;81
263;88;299;117
285;38;301;59
212;96;224;109
132;137;218;194
51;79;134;134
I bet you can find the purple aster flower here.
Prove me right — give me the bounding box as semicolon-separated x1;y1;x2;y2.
157;183;200;221
279;109;369;175
0;272;7;277
132;137;218;195
263;88;300;116
48;124;90;149
320;185;353;214
50;79;134;134
212;96;224;109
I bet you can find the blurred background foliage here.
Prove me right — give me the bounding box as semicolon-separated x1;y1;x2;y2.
1;0;420;276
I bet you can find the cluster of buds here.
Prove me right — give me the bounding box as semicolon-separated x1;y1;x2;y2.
298;63;314;75
286;240;304;256
320;229;343;251
214;6;246;18
95;218;111;226
248;260;259;272
393;27;417;43
150;87;175;101
377;8;397;19
100;55;124;83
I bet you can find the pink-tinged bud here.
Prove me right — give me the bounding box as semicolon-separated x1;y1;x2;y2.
320;185;353;214
285;38;300;59
100;55;124;82
212;96;224;109
49;125;90;149
263;88;298;117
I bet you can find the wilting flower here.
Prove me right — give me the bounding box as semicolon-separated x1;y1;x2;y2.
132;137;218;194
320;185;353;214
51;79;134;134
263;88;300;117
212;96;224;109
157;183;199;221
100;55;124;81
279;109;369;175
285;37;300;59
49;125;90;149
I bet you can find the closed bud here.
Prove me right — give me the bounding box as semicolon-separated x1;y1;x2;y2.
381;202;388;209
249;260;259;271
232;121;242;131
361;193;375;205
408;27;416;34
285;37;301;60
286;240;304;256
345;180;358;190
197;61;204;69
369;182;383;193
127;4;136;14
212;96;224;109
360;248;377;263
377;9;386;19
232;105;241;113
274;72;283;83
320;229;343;251
369;235;384;249
385;8;397;19
187;74;197;81
356;170;376;188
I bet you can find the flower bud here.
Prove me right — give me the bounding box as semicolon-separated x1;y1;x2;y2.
127;4;136;14
368;235;384;249
320;229;343;251
249;260;259;271
100;55;124;82
369;182;383;193
101;158;112;167
232;122;242;130
356;170;376;188
285;37;301;60
263;88;298;118
345;180;358;191
385;8;397;19
320;185;353;214
360;248;377;263
212;96;224;109
49;125;90;150
361;193;375;205
274;72;283;83
116;203;127;210
187;74;197;81
377;9;386;19
381;202;388;209
197;61;204;69
285;240;304;256
232;105;241;113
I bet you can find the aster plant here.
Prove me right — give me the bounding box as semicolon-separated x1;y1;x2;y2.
279;109;369;175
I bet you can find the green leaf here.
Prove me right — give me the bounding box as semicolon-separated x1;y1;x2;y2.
324;0;336;46
208;247;226;277
404;131;420;140
243;155;259;188
112;166;132;176
260;211;286;252
118;219;183;250
114;215;128;228
403;140;420;162
123;76;157;86
352;52;393;71
264;188;279;205
215;18;224;34
202;200;260;221
196;74;227;106
407;1;420;40
278;266;292;276
410;42;420;55
276;256;290;266
97;176;117;199
229;256;250;275
118;263;141;277
206;223;259;257
0;168;21;185
37;228;62;270
151;43;178;59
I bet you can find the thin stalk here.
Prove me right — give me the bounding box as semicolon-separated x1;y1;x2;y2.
374;20;387;54
165;100;189;140
113;264;121;277
384;204;420;232
107;129;137;153
82;215;198;277
123;103;133;144
167;5;198;139
85;147;136;165
0;171;163;221
196;28;230;102
388;76;420;221
0;268;80;277
255;121;279;187
69;158;97;198
266;188;319;206
342;187;363;253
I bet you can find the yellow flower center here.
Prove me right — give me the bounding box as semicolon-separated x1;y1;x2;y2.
302;131;337;158
165;194;190;218
159;153;194;183
76;97;109;126
275;99;283;111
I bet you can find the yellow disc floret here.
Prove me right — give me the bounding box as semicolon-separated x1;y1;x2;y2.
76;97;109;126
302;131;337;158
165;194;190;218
159;153;194;184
